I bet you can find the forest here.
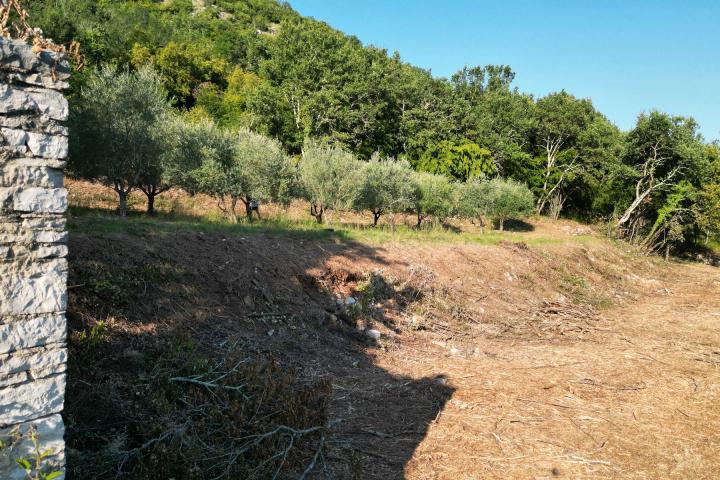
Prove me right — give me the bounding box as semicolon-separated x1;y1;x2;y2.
23;0;720;256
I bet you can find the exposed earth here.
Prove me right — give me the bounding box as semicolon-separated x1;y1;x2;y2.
63;189;720;479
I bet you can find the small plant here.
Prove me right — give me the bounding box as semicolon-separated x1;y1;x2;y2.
1;426;63;480
73;321;108;351
355;270;395;312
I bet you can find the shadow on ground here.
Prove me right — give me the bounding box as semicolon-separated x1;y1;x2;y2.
64;213;454;479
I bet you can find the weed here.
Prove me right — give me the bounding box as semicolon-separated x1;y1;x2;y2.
0;426;63;480
72;321;108;351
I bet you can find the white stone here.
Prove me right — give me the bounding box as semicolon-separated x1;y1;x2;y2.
14;188;67;213
1;162;64;188
0;128;68;159
0;38;71;80
366;329;381;340
0;259;68;315
0;84;68;120
0;346;67;377
0;314;66;355
0;373;65;425
26;132;68;159
0;414;65;479
4;71;70;90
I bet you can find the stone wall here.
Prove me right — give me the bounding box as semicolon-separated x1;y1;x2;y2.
0;38;70;479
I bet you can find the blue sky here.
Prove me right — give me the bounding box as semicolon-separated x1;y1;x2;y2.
288;0;719;141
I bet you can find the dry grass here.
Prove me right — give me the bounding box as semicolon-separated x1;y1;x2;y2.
63;179;720;479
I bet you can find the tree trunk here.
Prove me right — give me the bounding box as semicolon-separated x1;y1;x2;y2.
117;189;129;217
372;210;381;227
498;218;505;231
145;191;156;216
478;216;486;234
416;213;424;228
243;198;253;222
228;197;239;224
310;204;324;224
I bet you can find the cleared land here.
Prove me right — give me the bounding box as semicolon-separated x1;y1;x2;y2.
64;182;720;479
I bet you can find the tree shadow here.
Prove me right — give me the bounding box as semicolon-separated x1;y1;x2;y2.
63;213;454;479
500;218;535;232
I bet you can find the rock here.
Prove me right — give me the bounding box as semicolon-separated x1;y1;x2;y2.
366;329;381;340
0;314;67;354
0;84;68;120
1;160;64;188
0;38;71;81
345;296;357;306
0;373;65;425
0;259;68;315
0;187;68;213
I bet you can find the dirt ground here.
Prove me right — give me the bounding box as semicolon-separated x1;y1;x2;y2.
63;196;720;478
373;262;720;479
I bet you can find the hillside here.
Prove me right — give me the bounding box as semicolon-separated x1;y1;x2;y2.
22;0;720;258
61;184;720;478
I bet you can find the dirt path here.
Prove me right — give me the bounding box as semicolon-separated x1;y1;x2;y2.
370;263;720;479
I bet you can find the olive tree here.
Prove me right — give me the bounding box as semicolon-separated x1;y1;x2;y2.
410;172;455;228
163;118;241;221
352;155;416;226
455;178;534;231
455;180;492;232
233;128;299;218
299;142;361;223
165;119;297;222
485;178;535;231
70;64;172;216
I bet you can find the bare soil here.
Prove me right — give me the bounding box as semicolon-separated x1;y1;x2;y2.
63;185;720;478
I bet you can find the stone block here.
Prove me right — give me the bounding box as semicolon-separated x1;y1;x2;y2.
0;38;70;80
0;84;68;121
1;160;64;188
0;259;68;315
0;128;68;159
0;314;66;355
0;187;67;213
0;373;65;425
0;345;67;377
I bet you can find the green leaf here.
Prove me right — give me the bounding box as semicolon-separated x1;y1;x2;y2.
45;471;64;479
15;457;31;471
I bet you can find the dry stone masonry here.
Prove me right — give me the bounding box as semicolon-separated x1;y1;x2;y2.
0;37;69;479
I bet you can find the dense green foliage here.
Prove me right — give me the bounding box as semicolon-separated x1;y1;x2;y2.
30;0;718;254
69;65;172;216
